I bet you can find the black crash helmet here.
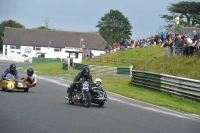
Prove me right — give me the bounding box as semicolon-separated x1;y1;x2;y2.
27;68;34;76
10;64;16;72
82;66;90;76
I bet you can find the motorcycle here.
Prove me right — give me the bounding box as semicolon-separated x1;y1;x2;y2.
0;73;30;92
64;81;92;108
90;86;107;106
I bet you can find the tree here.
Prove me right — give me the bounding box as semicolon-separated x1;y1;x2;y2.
0;20;25;51
35;19;51;30
96;10;132;46
160;1;200;30
35;26;51;30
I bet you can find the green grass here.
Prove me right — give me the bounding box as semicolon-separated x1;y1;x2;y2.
19;62;99;75
20;63;80;75
19;45;200;115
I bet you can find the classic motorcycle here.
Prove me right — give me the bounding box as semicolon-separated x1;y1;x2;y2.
64;81;92;108
90;86;107;106
0;73;30;92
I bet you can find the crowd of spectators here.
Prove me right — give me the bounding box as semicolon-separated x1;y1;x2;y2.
160;30;200;57
104;30;200;58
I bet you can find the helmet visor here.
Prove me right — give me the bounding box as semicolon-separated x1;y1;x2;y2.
11;67;16;71
95;81;101;86
83;72;89;76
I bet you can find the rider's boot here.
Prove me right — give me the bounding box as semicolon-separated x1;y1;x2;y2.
68;92;72;101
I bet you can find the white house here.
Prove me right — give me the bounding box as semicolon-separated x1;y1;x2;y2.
2;27;106;63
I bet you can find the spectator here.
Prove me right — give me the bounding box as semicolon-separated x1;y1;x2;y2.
196;37;200;49
161;32;167;43
87;48;90;58
82;48;87;59
116;42;120;50
187;39;194;55
105;43;109;53
161;36;174;57
174;33;181;55
193;30;198;43
89;49;93;58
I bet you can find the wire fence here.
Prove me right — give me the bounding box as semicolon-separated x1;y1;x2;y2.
87;56;140;65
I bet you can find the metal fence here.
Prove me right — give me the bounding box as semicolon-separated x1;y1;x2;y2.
73;63;130;75
87;56;140;65
131;70;200;101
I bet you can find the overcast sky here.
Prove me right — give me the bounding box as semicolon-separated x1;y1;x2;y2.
0;0;186;40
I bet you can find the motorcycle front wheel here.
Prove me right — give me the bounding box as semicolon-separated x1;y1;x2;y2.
83;91;91;108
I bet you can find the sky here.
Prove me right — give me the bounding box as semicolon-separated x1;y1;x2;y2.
0;0;185;40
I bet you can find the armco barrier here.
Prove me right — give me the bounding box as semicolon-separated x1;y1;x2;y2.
117;68;130;75
74;63;88;70
131;70;200;101
73;63;130;75
89;65;117;74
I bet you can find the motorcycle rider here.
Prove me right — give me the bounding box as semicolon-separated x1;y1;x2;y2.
67;66;93;100
23;68;37;87
2;64;18;80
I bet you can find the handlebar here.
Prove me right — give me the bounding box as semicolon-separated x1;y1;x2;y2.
74;82;93;85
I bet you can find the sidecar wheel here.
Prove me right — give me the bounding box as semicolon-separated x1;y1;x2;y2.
99;100;105;107
24;88;29;92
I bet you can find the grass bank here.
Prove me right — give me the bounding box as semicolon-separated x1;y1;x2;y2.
83;45;200;80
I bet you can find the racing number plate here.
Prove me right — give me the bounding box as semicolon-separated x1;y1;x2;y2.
18;83;23;87
83;84;89;90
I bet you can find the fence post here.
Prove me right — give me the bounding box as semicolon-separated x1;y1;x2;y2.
130;65;133;77
68;58;70;70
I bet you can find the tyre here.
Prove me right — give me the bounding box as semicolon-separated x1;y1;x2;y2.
83;92;91;108
99;100;105;107
24;88;29;92
1;88;6;91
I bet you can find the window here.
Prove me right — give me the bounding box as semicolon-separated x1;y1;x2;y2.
16;45;21;49
70;52;78;58
33;46;41;51
10;45;21;49
10;45;16;49
54;48;61;52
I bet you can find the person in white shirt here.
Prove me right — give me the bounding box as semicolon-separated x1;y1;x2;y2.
23;68;37;87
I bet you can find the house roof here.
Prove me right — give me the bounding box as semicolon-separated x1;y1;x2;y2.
3;27;107;50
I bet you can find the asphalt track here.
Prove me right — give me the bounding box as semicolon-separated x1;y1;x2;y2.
0;62;200;133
